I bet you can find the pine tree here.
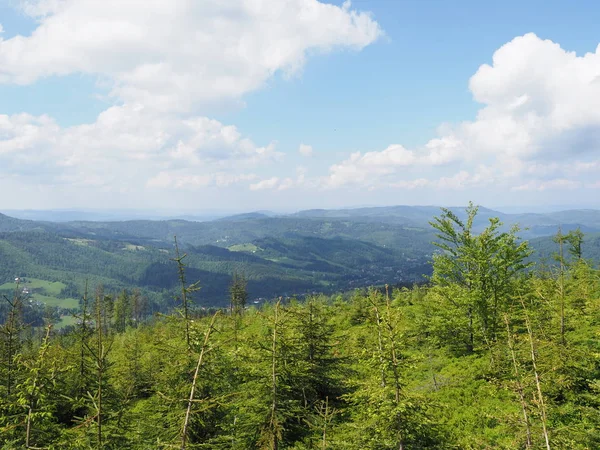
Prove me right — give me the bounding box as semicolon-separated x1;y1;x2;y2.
429;202;531;353
172;236;200;350
1;281;25;398
113;290;132;333
230;272;248;316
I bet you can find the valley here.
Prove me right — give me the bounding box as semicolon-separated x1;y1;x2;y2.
1;205;600;316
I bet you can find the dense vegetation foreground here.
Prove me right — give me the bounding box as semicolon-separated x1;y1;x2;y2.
1;205;600;449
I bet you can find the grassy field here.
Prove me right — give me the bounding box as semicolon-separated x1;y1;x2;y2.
0;278;79;309
54;314;78;329
65;238;94;246
124;244;146;251
228;243;261;252
32;294;80;309
0;278;66;295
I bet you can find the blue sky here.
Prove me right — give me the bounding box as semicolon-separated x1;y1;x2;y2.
1;0;599;212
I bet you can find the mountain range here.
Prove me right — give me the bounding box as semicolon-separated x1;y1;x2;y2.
1;205;599;311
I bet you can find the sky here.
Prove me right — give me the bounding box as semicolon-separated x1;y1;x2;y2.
1;0;600;213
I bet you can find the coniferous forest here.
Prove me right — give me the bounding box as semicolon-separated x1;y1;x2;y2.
1;205;600;449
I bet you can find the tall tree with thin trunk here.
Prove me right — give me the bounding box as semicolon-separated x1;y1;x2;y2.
383;285;404;450
255;299;285;450
503;313;532;449
268;300;282;450
172;236;199;350
181;311;220;449
1;281;24;398
230;272;248;317
553;227;566;346
24;324;53;449
80;290;114;449
369;290;387;389
521;297;551;450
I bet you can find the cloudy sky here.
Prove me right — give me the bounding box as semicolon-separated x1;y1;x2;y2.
1;0;600;212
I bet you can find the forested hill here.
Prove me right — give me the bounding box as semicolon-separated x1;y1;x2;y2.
292;205;600;237
5;205;600;239
0;214;435;311
0;212;48;232
1;204;599;448
1;205;600;312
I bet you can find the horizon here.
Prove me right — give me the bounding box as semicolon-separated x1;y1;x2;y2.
1;0;599;210
3;202;600;223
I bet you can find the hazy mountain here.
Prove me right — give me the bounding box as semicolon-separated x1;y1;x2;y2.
1;209;231;223
2;204;600;306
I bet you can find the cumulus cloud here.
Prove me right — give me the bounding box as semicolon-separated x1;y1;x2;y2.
299;143;314;157
249;167;310;191
389;178;429;189
4;6;599;208
327;145;416;187
324;33;600;193
0;0;382;206
147;171;258;189
1;0;382;113
0;105;279;190
250;177;280;191
512;179;582;192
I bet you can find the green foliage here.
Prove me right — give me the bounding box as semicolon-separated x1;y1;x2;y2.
1;205;600;448
429;202;532;353
229;272;248;315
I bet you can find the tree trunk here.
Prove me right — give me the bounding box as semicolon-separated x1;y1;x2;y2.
270;300;281;450
96;293;103;450
181;311;220;449
173;236;196;350
503;314;532;449
25;324;52;449
385;286;404;450
521;299;551;450
369;291;386;388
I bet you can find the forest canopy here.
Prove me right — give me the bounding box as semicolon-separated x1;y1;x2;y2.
1;205;599;449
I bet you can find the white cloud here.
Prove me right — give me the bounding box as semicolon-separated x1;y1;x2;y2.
0;24;4;34
586;180;600;189
0;106;279;190
389;178;429;189
326;144;417;187
250;177;280;191
1;0;382;113
324;33;600;194
147;171;257;189
512;179;582;192
249;166;310;191
4;10;600;208
299;143;314;157
572;160;600;173
0;0;382;207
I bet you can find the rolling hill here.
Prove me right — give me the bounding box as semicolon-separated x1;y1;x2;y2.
1;205;599;312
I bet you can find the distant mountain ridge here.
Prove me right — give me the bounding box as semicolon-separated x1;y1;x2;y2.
1;205;600;306
3;205;600;242
290;205;600;237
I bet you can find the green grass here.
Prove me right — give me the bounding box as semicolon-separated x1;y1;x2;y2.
0;278;66;295
228;243;261;252
32;294;79;309
65;238;94;246
54;314;78;329
124;244;146;251
0;278;78;309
